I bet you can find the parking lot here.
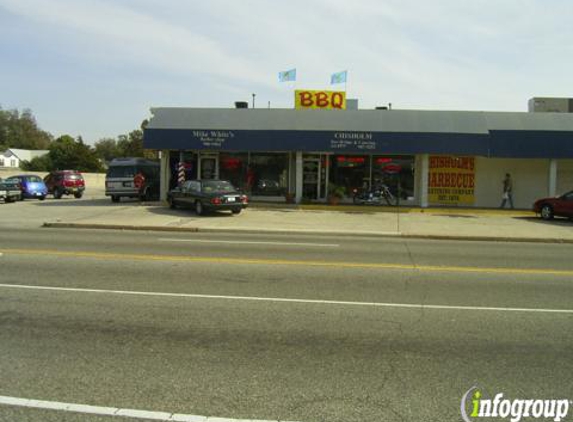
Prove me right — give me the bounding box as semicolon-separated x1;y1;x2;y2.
1;170;572;242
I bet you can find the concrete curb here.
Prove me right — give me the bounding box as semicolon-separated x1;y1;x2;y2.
42;222;199;233
41;222;573;244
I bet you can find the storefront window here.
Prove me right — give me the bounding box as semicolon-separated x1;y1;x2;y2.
249;153;289;196
372;155;415;200
219;153;248;190
329;155;369;196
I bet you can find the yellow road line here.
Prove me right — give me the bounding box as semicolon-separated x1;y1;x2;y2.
1;248;572;276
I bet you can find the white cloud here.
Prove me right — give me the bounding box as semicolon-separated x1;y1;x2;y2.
0;0;273;86
1;0;572;140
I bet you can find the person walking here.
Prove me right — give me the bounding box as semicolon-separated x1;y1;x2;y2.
499;173;514;209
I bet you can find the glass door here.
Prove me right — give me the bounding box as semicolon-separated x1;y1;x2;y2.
199;154;219;180
302;156;321;200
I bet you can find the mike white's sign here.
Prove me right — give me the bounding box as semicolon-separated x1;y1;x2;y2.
192;130;235;148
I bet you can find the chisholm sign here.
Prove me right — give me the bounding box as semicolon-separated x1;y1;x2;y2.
330;132;376;150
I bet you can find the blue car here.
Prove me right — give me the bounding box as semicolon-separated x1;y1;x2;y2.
6;175;48;200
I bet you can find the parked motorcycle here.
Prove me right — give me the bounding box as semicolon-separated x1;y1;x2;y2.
352;183;397;206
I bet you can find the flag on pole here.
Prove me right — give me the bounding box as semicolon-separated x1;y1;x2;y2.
330;70;348;84
278;68;296;82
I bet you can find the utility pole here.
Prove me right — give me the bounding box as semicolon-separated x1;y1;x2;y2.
252;93;256;109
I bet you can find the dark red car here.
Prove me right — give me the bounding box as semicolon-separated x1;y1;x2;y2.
44;170;86;199
533;191;573;220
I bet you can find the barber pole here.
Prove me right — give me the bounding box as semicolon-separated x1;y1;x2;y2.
178;162;185;185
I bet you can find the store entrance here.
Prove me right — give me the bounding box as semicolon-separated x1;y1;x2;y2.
302;155;327;201
198;153;219;180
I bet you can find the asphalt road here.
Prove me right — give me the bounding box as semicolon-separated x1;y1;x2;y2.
0;227;572;422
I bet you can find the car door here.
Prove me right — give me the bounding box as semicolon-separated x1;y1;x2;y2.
186;181;201;205
171;181;189;205
176;181;198;206
7;177;22;194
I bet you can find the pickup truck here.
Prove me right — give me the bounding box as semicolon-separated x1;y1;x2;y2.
0;177;21;203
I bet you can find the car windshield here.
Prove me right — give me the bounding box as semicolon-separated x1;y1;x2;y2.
202;180;236;193
107;166;136;178
24;176;42;183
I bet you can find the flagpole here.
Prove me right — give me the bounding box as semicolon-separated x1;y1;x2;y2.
293;69;297;108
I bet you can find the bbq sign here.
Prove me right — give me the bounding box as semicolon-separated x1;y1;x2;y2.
428;155;476;206
295;90;346;110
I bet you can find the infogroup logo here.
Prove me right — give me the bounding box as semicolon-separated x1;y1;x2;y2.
461;386;571;422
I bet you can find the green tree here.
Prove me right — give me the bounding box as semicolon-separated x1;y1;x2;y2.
0;107;52;150
20;154;53;171
117;130;144;158
94;137;120;162
49;135;103;172
94;120;156;162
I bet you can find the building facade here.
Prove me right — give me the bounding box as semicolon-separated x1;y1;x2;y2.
143;102;573;208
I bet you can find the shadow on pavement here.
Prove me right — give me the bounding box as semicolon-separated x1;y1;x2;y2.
28;198;130;207
147;204;237;219
430;214;477;219
513;216;573;226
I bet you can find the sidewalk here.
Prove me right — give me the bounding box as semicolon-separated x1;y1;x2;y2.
42;201;573;243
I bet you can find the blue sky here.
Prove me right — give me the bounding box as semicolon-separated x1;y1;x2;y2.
1;0;572;144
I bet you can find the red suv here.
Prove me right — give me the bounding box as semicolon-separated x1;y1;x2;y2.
44;170;86;199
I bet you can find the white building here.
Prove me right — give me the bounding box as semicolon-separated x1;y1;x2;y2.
0;148;50;169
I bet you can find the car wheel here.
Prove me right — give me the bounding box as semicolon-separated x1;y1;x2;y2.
74;192;83;199
38;196;46;201
231;208;241;215
111;196;120;203
5;197;14;203
54;188;63;199
540;204;554;220
19;194;24;201
195;200;204;216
